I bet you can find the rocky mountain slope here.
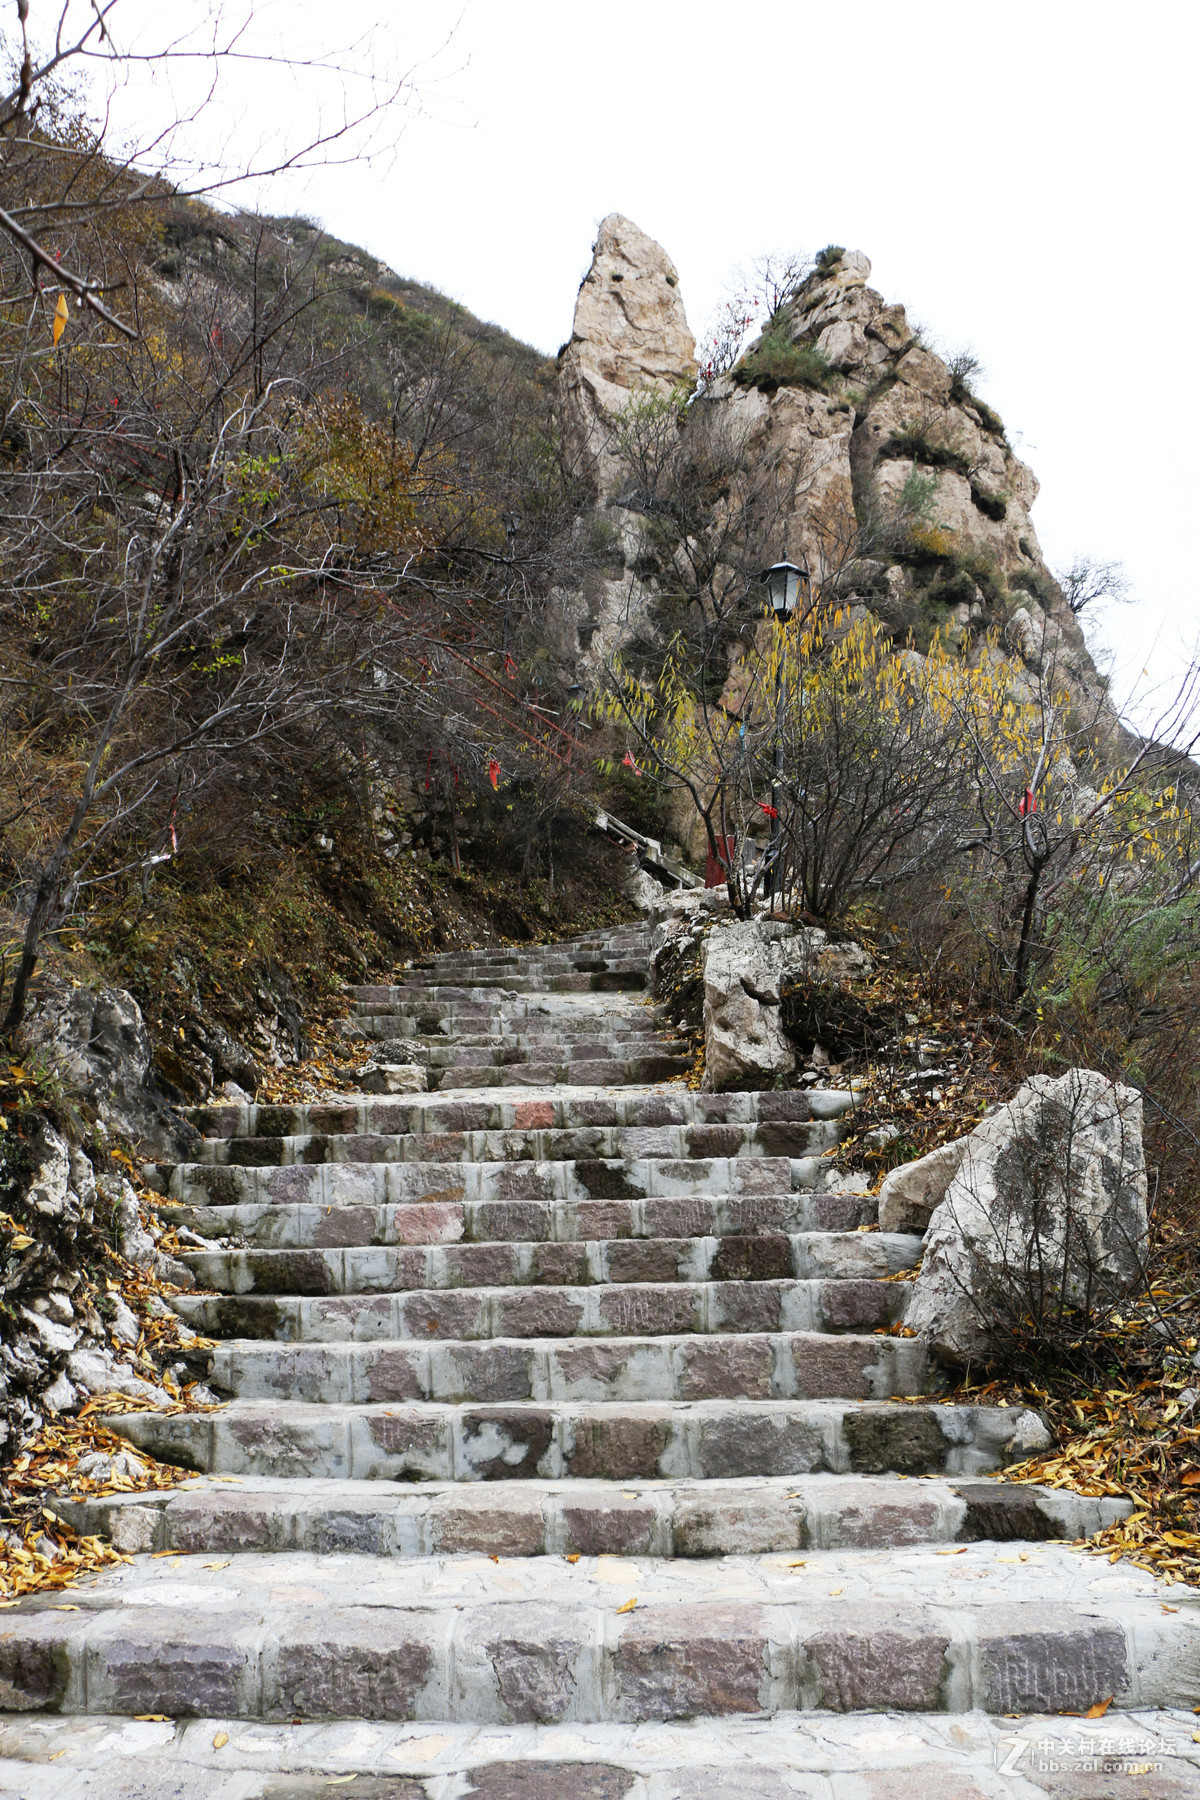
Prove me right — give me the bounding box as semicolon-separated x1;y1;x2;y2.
557;214;1116;747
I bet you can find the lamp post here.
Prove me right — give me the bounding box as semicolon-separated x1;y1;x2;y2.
759;560;811;900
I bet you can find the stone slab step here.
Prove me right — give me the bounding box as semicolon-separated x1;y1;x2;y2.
174;1230;920;1294
7;1707;1200;1800
190;1120;839;1170
58;1472;1133;1559
168;1154;825;1209
183;1088;853;1142
167;1189;878;1249
350;1001;631;1028
202;1330;931;1405
351;992;619;1019
364;975;652;997
429;1057;689;1089
393;950;653;971
174;1276;907;1341
406;1039;689;1070
393;971;651;995
394;949;651;971
0;1545;1194;1721
110;1396;1025;1480
377;1037;688;1068
351;1020;660;1049
352;971;648;1001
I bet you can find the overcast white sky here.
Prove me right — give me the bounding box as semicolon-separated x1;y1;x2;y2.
100;0;1198;725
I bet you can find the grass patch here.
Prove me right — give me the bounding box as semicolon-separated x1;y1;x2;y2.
733;336;838;395
880;428;972;479
969;479;1008;522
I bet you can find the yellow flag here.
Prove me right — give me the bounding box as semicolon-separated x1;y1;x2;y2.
52;292;68;346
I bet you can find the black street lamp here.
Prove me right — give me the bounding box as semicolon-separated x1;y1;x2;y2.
760;560;812;624
759;560;810;899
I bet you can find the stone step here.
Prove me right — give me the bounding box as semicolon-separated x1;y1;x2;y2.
386;1038;690;1069
429;1055;690;1089
174;1230;921;1294
168;1153;827;1210
352;970;648;1000
10;1708;1200;1800
168;1188;878;1249
351;995;655;1023
354;993;553;1015
59;1473;1133;1559
358;961;650;988
202;1329;931;1405
177;1279;906;1343
406;944;653;966
395;949;654;970
2;1544;1190;1721
190;1119;839;1169
394;969;651;994
183;1087;851;1142
110;1396;1024;1481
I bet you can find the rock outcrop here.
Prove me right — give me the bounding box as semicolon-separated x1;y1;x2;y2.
555;222;1117;741
906;1069;1148;1367
558;212;697;495
701;919;796;1090
15;983;199;1160
878;1137;970;1234
700;918;872;1091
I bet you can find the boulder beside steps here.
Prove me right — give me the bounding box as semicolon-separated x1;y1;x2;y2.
6;921;1196;1796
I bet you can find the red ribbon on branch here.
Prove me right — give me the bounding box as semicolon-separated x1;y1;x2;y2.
1018;788;1038;817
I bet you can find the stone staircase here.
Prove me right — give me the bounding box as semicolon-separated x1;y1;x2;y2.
5;922;1198;1797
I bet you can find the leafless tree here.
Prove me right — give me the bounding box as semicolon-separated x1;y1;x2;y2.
1053;553;1131;617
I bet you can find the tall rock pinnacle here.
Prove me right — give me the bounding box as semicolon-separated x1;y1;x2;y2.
557;213;696;492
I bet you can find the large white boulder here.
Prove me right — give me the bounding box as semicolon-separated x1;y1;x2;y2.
701;920;795;1091
699;920;872;1091
906;1069;1148;1367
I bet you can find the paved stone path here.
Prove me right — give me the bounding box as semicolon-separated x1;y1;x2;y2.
2;922;1198;1796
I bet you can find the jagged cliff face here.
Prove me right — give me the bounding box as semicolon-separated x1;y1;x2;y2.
558;223;1113;736
714;249;1041;592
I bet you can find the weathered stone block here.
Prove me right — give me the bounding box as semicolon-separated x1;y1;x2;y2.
458;1407;555;1480
266;1607;445;1719
612;1603;770;1719
429;1491;546;1556
696;1411;825;1478
677;1334;773;1401
843;1407;949;1473
88;1610;255;1716
454;1602;596;1723
804;1607;948;1709
560;1498;657;1556
565;1410;669;1479
0;1611;78;1710
975;1607;1128;1713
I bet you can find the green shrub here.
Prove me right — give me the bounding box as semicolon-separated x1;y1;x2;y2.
958;545;1006;605
969;479;1008;522
816;244;846;272
969;394;1006;437
733;336;837;394
880;428;972;479
1018;566;1059;607
929;568;978;610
